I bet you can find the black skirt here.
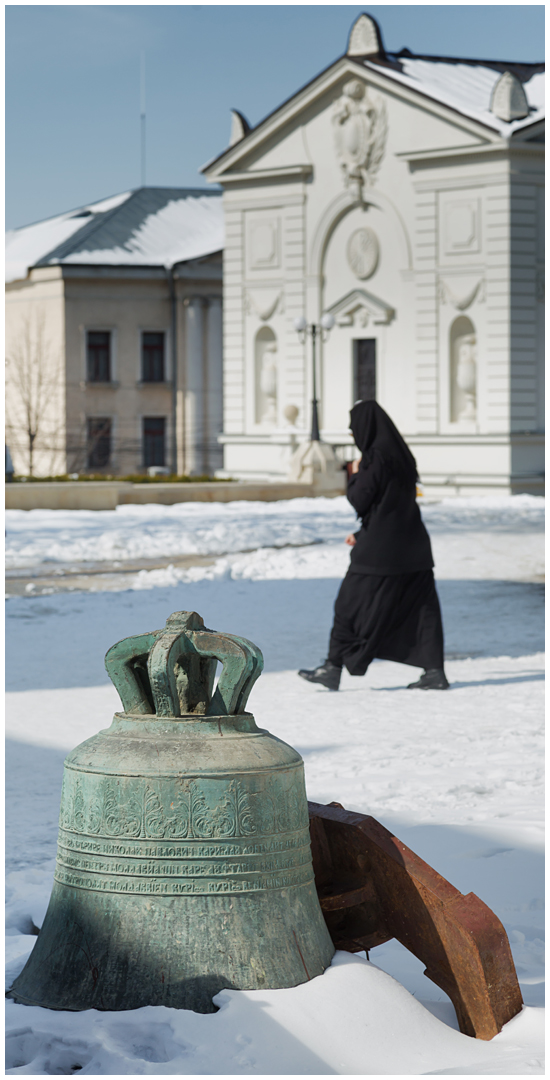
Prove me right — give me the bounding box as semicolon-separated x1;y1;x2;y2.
328;569;444;676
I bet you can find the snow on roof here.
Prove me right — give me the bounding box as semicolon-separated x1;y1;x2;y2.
6;188;224;283
55;193;225;271
82;191;132;214
364;55;545;136
7;209;109;285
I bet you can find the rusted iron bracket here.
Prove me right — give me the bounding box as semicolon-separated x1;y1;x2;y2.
308;800;523;1040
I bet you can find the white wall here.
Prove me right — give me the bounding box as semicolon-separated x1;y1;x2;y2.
5;268;67;476
213;63;544;491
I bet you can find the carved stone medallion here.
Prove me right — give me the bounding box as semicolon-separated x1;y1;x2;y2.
346;228;379;280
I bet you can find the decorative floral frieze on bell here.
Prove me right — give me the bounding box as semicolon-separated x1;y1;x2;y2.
332;78;388;191
8;611;334;1014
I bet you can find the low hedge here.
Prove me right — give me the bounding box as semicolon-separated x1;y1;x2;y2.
11;474;233;484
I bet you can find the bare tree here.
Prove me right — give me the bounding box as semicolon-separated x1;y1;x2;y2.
66;416;113;475
6;312;62;476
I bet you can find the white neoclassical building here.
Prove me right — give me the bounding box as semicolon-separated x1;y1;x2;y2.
204;12;545;494
6;188;224;477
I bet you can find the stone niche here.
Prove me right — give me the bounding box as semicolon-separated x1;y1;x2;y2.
255;326;278;426
450;316;477;423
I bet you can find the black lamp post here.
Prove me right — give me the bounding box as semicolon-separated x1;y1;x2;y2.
294;313;335;442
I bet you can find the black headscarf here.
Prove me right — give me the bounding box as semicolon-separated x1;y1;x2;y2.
350;401;418;485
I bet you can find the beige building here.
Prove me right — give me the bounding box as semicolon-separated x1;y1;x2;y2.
6;188;224;477
204;13;545;494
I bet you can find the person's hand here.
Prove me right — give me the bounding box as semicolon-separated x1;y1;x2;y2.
350;457;361;474
345;533;357;546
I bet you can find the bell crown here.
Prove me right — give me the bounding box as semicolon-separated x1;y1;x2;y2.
105;610;264;718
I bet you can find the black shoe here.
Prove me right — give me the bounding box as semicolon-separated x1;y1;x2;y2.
298;660;342;691
407;668;450;690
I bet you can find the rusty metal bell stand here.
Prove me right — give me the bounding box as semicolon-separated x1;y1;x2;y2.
9;611;334;1013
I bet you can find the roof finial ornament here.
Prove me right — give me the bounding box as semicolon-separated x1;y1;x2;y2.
347;13;385;58
229;109;251;146
490;71;529;122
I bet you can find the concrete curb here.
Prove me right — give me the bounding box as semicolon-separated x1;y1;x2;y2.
6;480;346;511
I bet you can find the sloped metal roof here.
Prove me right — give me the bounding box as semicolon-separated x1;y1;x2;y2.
6;187;224;283
363;53;544;136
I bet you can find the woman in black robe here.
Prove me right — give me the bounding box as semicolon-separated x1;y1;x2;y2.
298;400;449;691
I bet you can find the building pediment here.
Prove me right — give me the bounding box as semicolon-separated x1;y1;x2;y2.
326;288;395;327
203;55;524;183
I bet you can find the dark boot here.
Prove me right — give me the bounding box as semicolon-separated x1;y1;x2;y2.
407;668;450;690
298;660;342;691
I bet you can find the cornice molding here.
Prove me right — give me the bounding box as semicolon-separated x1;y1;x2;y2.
398;141;545;168
217;165;313;186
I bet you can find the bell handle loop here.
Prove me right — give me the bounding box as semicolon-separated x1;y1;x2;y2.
187;632;263;716
104;632;158;714
189;633;250;716
148;629;192;717
147;611;211;717
221;634;264;713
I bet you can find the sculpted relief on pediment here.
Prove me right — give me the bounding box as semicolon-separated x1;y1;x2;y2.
332;79;388;190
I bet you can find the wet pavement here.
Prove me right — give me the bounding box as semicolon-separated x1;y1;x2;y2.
5;553;218;597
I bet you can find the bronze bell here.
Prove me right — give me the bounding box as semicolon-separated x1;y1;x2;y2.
9;611;334;1012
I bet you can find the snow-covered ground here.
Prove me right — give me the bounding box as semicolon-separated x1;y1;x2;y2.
5;493;545;574
5;495;544;1074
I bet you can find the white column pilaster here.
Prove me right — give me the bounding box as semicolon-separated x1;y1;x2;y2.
184;297;205;475
206;296;223;473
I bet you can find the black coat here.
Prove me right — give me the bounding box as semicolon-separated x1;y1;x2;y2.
346;401;434;576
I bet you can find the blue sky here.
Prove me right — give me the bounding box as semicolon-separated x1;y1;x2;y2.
6;4;545;229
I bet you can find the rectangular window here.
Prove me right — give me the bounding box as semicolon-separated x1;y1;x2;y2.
143;416;166;467
142;331;165;382
87;331;111;382
353;339;376;402
87;417;112;468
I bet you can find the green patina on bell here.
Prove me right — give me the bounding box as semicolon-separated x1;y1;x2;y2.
9;611;334;1012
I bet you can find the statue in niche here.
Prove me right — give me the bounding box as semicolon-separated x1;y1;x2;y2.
450;317;477;422
456;336;477;420
255;329;278;426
